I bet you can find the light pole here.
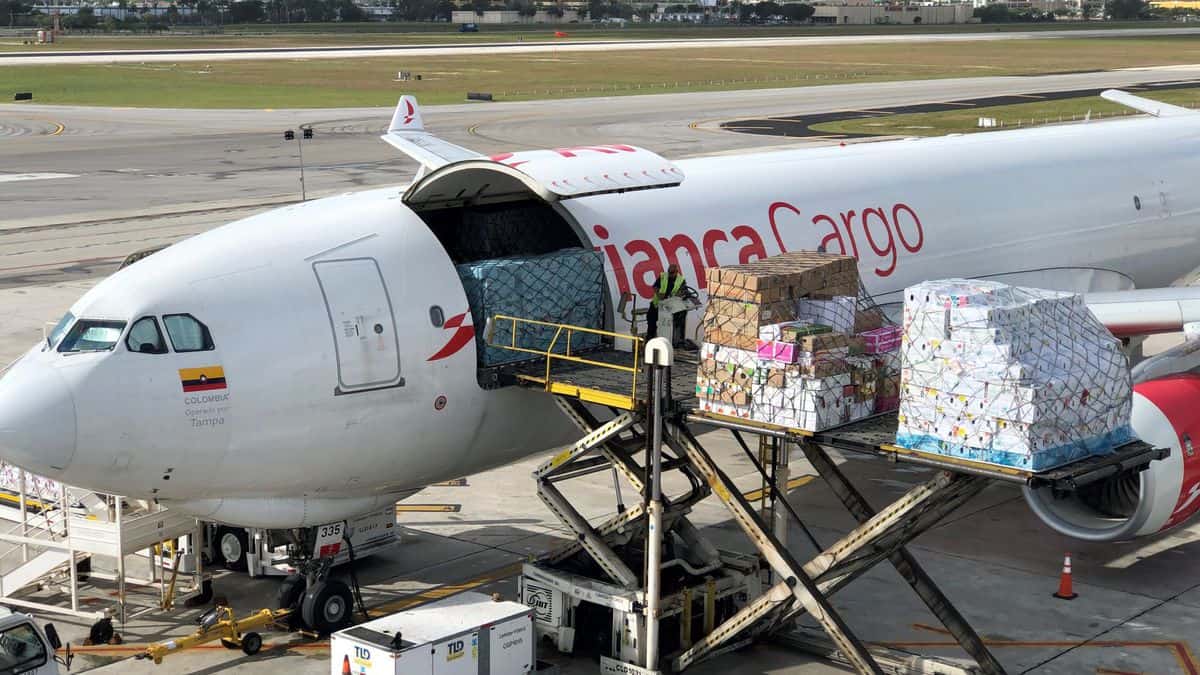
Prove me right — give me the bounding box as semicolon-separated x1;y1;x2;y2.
284;127;313;201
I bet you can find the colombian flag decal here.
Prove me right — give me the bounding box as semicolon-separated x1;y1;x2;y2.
179;366;227;393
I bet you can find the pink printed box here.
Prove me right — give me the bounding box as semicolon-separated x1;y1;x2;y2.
756;339;799;363
859;325;901;354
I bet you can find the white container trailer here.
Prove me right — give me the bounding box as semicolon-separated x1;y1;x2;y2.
330;591;534;675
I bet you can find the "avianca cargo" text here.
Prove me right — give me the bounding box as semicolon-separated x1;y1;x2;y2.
592;200;926;299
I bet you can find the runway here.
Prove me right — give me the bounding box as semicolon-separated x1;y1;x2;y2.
5;65;1200;229
4;27;1200;65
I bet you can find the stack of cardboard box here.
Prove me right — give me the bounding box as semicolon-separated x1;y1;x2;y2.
695;252;895;431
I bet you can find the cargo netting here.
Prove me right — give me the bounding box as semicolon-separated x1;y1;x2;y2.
458;248;605;367
696;251;901;432
896;279;1134;471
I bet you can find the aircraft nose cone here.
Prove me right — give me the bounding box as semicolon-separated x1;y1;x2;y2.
0;361;77;477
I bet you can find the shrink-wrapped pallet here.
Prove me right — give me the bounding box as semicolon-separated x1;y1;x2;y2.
895;279;1133;470
458;248;605;366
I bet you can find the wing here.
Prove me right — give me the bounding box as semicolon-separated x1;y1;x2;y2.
1086;287;1200;337
380;95;483;171
1100;90;1196;118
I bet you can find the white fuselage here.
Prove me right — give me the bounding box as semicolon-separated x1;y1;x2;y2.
0;114;1197;527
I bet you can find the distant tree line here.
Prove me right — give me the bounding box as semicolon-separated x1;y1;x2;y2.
972;4;1057;21
973;0;1152;21
1;0;379;28
729;1;813;21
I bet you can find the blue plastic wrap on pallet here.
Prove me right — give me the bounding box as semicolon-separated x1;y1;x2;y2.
895;424;1134;472
457;248;604;367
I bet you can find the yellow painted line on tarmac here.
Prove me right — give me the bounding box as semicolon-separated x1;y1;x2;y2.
395;503;461;513
367;561;523;617
50;123;64;136
902;623;1200;674
742;474;816;503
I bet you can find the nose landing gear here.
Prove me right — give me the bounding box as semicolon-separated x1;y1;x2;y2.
275;527;366;634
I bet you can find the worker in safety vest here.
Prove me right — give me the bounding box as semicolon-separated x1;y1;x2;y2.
646;263;687;343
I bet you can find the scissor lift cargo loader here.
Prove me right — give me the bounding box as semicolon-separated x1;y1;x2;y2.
488;316;1166;675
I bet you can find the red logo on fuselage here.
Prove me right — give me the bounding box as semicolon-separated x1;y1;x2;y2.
428;312;475;361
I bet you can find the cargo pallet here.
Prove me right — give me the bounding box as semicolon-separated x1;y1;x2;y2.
488;317;1167;675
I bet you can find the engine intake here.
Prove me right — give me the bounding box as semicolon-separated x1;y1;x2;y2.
1023;374;1200;541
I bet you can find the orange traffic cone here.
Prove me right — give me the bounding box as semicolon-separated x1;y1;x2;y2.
1053;552;1078;600
341;654;352;675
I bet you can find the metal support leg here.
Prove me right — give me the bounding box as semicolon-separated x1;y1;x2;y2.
670;424;884;675
775;441;792;548
644;349;667;671
799;440;1007;675
536;480;639;588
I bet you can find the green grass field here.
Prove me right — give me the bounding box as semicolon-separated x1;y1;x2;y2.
5;36;1200;108
0;20;1186;52
809;87;1200;137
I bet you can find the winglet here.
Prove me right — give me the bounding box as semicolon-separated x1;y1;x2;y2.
1100;89;1195;118
381;95;483;171
389;95;424;133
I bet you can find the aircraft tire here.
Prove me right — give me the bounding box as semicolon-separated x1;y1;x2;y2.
301;579;353;634
277;574;305;610
216;526;249;572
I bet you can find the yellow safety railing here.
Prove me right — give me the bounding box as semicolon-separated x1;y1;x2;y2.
487;314;644;409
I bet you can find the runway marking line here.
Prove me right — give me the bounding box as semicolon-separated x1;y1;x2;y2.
896;623;1200;675
0;255;124;274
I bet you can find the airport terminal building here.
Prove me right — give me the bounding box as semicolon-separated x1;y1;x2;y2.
812;2;973;24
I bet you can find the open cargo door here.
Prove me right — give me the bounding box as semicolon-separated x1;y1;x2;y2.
403;145;685;211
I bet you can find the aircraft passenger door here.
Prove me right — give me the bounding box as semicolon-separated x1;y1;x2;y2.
313;258;404;395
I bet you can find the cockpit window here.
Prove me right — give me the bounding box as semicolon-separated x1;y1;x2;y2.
125;317;168;354
46;311;75;349
163;314;214;352
57;319;126;353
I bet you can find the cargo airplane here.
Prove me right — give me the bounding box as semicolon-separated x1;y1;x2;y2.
2;90;1200;579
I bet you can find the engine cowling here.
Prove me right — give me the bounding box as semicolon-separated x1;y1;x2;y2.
1023;374;1200;541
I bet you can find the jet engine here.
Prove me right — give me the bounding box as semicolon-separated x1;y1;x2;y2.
1023;374;1200;541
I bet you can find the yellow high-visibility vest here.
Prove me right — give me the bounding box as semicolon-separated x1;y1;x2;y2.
652;274;684;306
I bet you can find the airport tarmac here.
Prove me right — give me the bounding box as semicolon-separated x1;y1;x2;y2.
5;27;1200;65
3;70;1200;673
16;426;1200;674
6;65;1200;229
